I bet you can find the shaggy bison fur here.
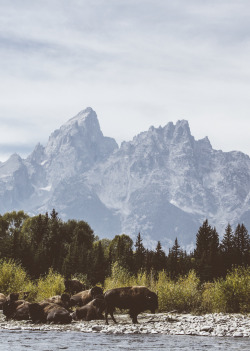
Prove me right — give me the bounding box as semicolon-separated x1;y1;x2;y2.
70;286;103;307
104;286;158;324
72;296;105;321
28;302;72;324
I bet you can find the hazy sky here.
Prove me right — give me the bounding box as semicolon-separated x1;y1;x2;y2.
0;0;250;161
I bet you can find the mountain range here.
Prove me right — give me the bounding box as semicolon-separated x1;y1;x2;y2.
0;107;249;250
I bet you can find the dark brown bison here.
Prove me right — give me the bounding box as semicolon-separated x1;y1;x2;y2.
28;302;72;324
72;296;105;321
0;293;7;310
42;293;71;310
2;293;30;320
64;279;84;295
104;286;158;324
70;286;103;307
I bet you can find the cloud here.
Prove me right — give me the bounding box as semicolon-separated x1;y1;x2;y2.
0;0;250;160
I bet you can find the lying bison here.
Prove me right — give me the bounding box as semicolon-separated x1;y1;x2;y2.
70;286;103;307
0;293;7;310
104;286;158;324
2;293;30;320
42;293;71;310
28;302;72;324
72;296;105;321
64;279;84;295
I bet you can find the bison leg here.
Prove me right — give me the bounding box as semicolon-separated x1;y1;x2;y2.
129;310;139;324
105;307;117;324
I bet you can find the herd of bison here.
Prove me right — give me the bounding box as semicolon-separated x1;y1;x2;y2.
0;279;158;325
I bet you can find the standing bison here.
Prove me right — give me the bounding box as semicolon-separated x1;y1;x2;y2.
70;286;103;307
104;286;158;324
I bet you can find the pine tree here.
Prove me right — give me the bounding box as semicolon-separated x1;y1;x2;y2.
168;238;183;278
194;220;220;281
233;224;250;266
221;223;234;274
153;241;166;272
134;232;146;273
92;241;107;284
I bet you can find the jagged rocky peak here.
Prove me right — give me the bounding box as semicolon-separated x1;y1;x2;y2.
0;153;24;176
121;119;193;151
66;107;100;129
27;143;45;164
44;107;118;159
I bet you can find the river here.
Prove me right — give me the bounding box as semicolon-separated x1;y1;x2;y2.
0;329;249;351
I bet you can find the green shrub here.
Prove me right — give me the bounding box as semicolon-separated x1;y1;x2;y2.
0;259;35;300
202;266;250;313
155;270;201;312
36;268;65;302
104;262;135;290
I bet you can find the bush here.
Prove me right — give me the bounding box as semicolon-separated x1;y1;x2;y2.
202;266;250;313
0;259;35;300
36;268;65;302
104;262;135;290
155;270;201;312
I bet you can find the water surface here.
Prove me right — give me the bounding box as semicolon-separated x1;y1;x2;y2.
0;330;248;351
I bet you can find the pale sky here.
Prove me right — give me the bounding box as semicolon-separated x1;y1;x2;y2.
0;0;250;161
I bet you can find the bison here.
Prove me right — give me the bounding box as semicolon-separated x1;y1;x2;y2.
104;286;158;324
28;302;72;324
2;293;30;320
64;279;84;295
72;296;105;321
42;293;71;310
70;286;103;307
0;293;7;310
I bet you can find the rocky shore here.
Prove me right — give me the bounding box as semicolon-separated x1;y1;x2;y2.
0;311;249;338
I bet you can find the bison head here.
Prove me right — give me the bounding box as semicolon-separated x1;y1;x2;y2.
28;303;45;323
61;293;71;308
2;293;20;319
146;292;158;314
90;286;103;298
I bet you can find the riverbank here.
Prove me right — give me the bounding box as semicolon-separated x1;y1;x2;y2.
0;311;249;337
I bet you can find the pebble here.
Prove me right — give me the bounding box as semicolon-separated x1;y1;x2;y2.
0;311;249;338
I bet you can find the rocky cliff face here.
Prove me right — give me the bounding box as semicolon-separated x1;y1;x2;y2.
0;108;249;249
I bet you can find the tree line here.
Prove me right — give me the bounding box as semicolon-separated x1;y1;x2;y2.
0;210;249;285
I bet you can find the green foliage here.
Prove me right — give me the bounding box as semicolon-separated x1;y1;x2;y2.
36;268;65;302
155;270;201;312
104;262;135;290
201;266;250;313
0;259;35;298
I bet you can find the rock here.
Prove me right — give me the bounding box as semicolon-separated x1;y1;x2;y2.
200;326;213;332
233;332;243;337
92;325;103;332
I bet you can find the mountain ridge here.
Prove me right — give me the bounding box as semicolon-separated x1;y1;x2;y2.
0;107;249;249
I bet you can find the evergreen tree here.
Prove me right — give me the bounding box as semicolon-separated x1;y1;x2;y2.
92;241;107;284
194;220;220;281
134;232;146;273
168;238;184;278
220;223;234;275
233;224;250;266
153;241;166;273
